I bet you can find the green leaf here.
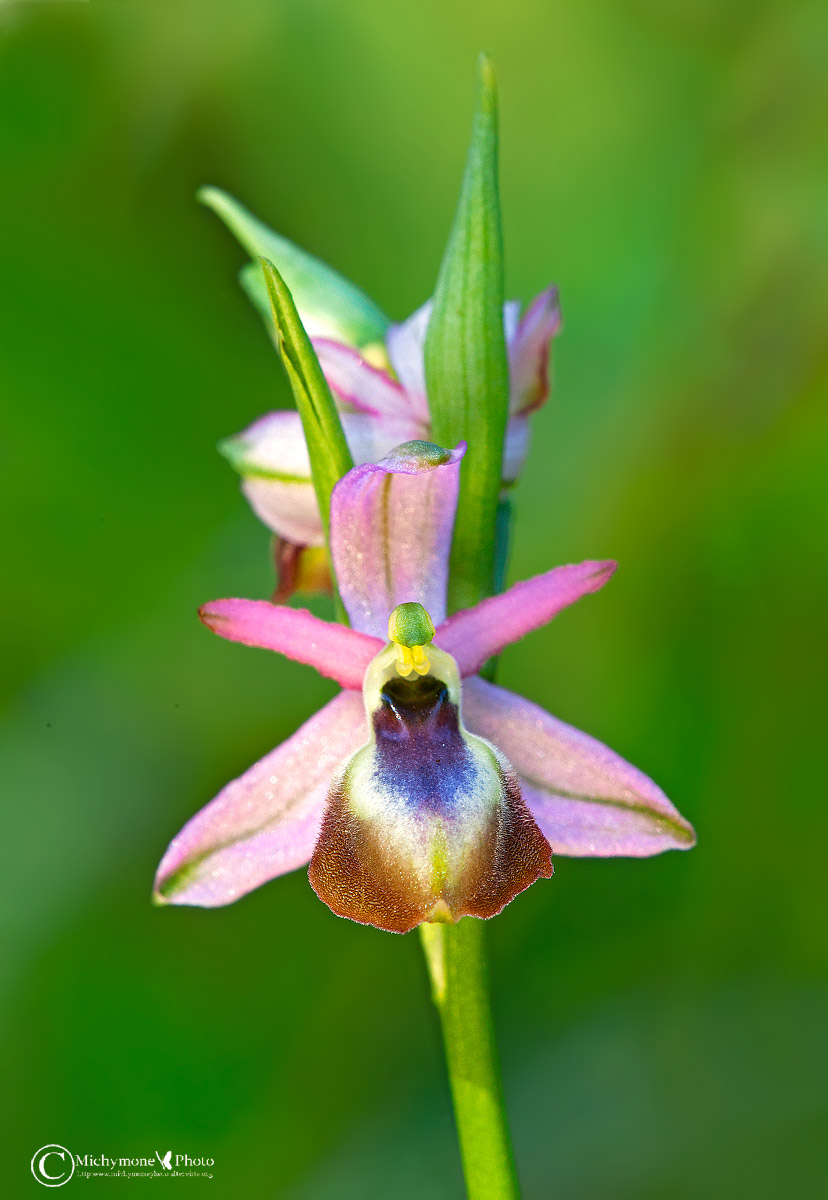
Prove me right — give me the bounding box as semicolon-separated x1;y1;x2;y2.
199;186;390;350
260;258;353;548
424;55;510;613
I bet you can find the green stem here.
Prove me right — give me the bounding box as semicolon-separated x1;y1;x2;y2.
420;920;520;1200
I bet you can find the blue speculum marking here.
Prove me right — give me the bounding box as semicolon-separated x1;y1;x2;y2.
371;675;475;813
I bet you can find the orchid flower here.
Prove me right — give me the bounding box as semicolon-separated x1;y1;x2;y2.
155;442;695;934
201;189;560;584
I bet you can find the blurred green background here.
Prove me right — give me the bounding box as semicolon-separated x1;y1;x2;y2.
2;0;827;1196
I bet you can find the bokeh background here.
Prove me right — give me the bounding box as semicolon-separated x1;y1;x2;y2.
2;1;827;1196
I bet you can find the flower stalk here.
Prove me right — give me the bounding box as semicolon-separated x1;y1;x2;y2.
420;921;520;1200
422;57;521;1197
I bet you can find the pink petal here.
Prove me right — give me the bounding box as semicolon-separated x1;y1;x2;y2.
313;338;420;422
385;302;431;422
154;692;368;906
242;477;325;546
220;407;425;546
502;414;529;483
509;285;562;415
463;677;695;856
436;560;616;677
339;410;426;466
220;410;321;544
503;298;521;345
330;442;465;637
386;298;534;427
221;409;312;478
199;599;382;689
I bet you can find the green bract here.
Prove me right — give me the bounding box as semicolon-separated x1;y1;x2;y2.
199;185;390;350
259;259;353;550
424;54;510;613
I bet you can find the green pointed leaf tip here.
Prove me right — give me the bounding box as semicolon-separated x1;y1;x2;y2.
198;186;390;350
260;258;353;538
424;55;510;613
